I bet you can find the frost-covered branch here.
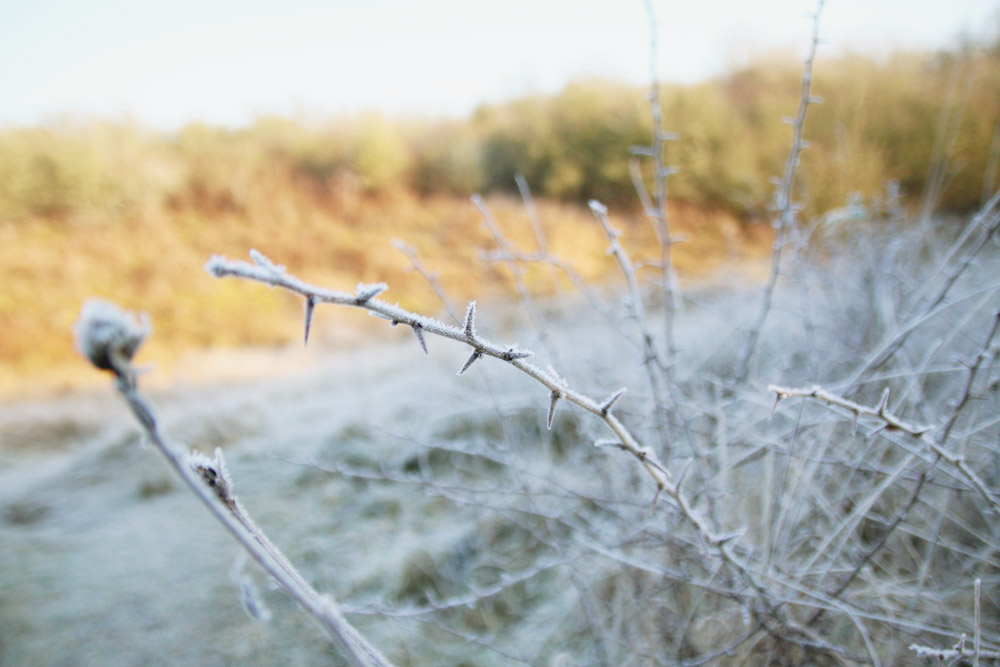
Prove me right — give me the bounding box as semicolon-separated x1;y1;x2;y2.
589;200;673;452
206;250;670;496
770;371;1000;515
848;188;1000;385
74;300;392;667
633;0;681;364
204;249;806;631
768;384;931;437
738;0;825;381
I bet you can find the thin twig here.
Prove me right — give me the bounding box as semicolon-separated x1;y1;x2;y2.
73;301;392;667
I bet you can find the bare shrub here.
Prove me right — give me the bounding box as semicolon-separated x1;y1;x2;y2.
75;3;1000;665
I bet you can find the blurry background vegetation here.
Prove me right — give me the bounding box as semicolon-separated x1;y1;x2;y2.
2;41;999;394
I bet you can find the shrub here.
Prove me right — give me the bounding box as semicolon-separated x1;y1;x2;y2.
73;8;1000;666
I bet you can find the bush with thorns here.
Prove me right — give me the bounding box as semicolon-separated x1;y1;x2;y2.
76;3;999;665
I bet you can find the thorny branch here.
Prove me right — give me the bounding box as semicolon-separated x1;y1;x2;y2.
205;250;671;495
205;249;807;637
74;300;392;667
769;307;1000;516
738;0;825;382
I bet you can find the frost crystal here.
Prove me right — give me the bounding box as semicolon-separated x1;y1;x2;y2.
74;300;150;378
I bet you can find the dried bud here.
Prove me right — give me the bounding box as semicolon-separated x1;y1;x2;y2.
74;300;150;380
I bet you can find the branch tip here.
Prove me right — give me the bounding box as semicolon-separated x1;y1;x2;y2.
588;200;608;216
593;439;623;450
74;299;151;385
205;255;228;277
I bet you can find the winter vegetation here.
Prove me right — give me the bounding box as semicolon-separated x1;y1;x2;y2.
3;20;1000;390
3;4;1000;667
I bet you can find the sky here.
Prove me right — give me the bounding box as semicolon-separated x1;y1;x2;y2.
1;0;997;129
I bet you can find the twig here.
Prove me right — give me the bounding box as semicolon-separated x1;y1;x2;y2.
738;0;825;382
635;0;681;364
205;250;808;638
206;251;670;496
770;369;1000;515
768;384;931;437
73;300;392;667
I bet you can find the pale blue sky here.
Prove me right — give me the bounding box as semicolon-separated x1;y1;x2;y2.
1;0;997;129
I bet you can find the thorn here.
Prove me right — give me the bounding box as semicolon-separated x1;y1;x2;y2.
676;458;693;489
458;349;482;376
413;324;428;354
714;530;744;546
503;346;532;361
303;297;316;346
769;393;784;419
464;301;477;339
593;439;622;449
547;390;561;430
249;249;285;274
355;282;388;304
600;387;627;415
878;387;891;414
851;411;859;436
651;484;664;512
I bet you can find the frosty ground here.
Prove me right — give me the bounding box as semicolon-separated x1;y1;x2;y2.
2;216;998;665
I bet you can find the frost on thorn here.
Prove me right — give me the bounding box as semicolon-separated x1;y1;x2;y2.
600;387;627;415
547;391;561;430
249;249;285;274
463;301;478;339
74;299;151;382
355;282;388;304
204;255;228;277
458;349;482;376
877;387;891;414
412;324;428;354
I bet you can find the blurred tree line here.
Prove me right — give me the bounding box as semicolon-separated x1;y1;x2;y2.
1;40;998;225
